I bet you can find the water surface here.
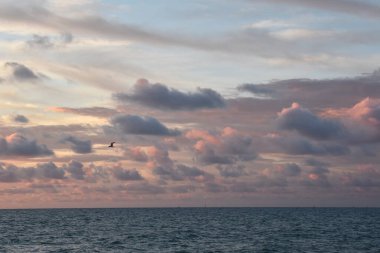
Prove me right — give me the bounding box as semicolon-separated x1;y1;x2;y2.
0;208;379;252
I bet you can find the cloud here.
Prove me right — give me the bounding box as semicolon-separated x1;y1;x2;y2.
342;165;380;190
64;160;85;180
62;135;92;154
126;182;166;194
271;135;350;156
345;98;380;126
0;161;66;182
205;182;227;193
278;103;346;140
254;0;380;20
153;164;212;181
4;62;39;81
112;167;143;181
170;185;195;193
276;98;380;145
0;4;295;59
35;162;66;179
217;165;246;178
280;163;301;177
230;182;256;193
12;114;29;123
0;133;54;157
26;34;54;49
238;70;380;109
110;114;180;136
26;33;73;49
237;83;274;97
113;79;225;110
302;163;330;187
187;127;256;165
50;106;118;118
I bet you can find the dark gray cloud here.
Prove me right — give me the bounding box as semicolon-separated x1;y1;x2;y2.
170;185;195;193
153;166;182;181
342;166;380;189
114;79;225;110
4;62;39;80
13;114;29;123
0;133;54;157
65;160;85;180
176;164;211;179
237;70;380;109
281;163;301;177
0;161;66;182
304;159;329;167
278;103;346;140
36;162;66;179
62;135;92;154
205;182;227;193
110;114;180;136
112;167;143;181
197;148;234;165
153;164;211;181
302;163;330;187
273;136;350;156
217;165;246;178
220;133;257;161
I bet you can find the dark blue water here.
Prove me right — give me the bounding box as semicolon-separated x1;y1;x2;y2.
0;208;379;252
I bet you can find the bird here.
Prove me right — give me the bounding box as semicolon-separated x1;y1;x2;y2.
108;142;116;148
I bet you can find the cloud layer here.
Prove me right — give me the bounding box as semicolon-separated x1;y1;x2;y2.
114;79;225;110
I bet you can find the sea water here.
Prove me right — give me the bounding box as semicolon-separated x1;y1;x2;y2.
0;208;379;252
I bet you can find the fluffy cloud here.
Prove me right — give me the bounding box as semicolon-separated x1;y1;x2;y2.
62;135;92;154
4;62;39;81
0;133;54;157
110;114;180;136
187;127;256;165
237;70;380;109
0;161;66;182
342;165;380;190
112;167;144;181
153;164;212;181
12;115;29;123
64;160;85;180
348;98;380;126
217;165;246;178
278;103;346;140
113;79;225;110
302;163;330;187
271;135;350;156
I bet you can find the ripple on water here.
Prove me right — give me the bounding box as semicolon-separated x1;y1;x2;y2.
0;208;379;252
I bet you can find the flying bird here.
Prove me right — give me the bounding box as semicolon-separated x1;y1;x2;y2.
108;142;116;148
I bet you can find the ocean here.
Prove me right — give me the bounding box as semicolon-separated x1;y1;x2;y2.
0;208;379;252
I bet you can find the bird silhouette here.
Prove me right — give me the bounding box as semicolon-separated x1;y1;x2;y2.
108;142;116;148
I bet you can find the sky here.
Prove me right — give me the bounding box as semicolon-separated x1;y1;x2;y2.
0;0;380;208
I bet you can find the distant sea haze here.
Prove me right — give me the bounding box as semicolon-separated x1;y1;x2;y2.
0;208;379;252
